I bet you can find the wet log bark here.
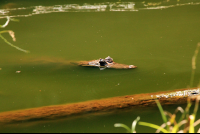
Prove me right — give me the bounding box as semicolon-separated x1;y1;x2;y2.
0;88;199;124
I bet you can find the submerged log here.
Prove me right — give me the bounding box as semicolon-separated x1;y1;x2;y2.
0;88;199;124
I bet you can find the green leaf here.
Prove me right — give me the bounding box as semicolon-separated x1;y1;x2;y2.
131;116;140;133
171;119;187;133
189;115;195;133
138;121;169;133
155;100;170;131
114;123;132;133
178;98;192;124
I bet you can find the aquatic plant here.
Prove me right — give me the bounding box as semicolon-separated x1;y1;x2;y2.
114;116;140;133
114;43;200;133
114;97;200;133
0;16;29;53
190;43;200;88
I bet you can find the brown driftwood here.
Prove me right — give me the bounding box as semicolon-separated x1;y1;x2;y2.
0;88;199;124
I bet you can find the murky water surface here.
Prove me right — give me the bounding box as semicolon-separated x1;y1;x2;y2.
0;0;200;132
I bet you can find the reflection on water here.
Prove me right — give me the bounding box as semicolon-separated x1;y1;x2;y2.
0;0;200;18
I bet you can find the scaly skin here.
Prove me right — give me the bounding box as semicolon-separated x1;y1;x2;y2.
77;59;137;69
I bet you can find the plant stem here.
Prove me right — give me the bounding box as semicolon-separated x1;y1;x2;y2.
190;43;200;87
0;34;29;53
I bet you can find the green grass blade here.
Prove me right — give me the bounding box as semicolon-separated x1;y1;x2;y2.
189;115;195;133
193;96;200;115
178;100;192;123
155;100;170;131
172;120;187;133
114;123;132;133
138;121;168;133
131;116;140;133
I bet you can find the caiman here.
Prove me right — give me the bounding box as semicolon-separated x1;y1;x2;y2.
75;56;137;70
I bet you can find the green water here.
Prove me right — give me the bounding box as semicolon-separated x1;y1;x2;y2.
0;0;200;132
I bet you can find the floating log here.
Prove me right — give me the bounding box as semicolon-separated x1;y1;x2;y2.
0;88;199;124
